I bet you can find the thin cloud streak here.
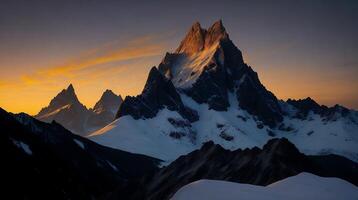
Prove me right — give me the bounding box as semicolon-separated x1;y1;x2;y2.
39;36;167;78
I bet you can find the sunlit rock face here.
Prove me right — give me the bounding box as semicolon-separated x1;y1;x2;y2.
158;20;282;126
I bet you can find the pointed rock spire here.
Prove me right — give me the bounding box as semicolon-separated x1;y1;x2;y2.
208;19;226;32
175;21;206;54
175;20;229;55
93;89;122;114
60;84;79;104
205;19;229;47
35;84;83;118
67;83;75;93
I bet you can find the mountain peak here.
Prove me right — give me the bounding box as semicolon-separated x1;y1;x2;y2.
175;22;206;54
103;89;116;97
35;84;83;119
61;84;78;103
175;20;229;55
191;21;202;31
67;83;74;92
93;89;123;114
208;19;225;32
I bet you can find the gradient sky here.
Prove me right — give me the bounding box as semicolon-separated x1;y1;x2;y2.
0;0;357;115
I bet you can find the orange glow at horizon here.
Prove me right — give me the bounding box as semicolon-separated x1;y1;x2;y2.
1;36;357;115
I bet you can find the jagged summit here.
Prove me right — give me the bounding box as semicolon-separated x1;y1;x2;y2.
175;20;228;55
36;85;123;135
36;84;81;117
67;83;75;93
35;84;90;134
157;20;282;126
159;20;239;89
286;97;351;120
93;89;122;114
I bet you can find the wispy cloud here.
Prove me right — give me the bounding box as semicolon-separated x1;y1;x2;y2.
36;35;167;79
0;33;170;91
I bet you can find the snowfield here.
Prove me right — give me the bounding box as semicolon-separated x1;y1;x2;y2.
89;92;358;164
171;173;358;200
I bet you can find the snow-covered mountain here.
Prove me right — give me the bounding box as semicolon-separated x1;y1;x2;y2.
35;84;122;136
90;20;358;163
171;173;358;200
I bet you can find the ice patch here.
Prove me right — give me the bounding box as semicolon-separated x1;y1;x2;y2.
73;139;85;149
12;139;32;155
106;160;118;171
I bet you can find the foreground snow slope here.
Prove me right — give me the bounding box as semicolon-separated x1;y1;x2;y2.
171;173;358;200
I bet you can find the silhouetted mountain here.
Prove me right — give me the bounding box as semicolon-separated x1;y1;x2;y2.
93;89;123;114
88;89;123;129
0;107;160;199
35;84;91;134
36;85;123;135
287;97;353;121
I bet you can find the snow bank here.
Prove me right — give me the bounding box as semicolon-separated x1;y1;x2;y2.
171;173;358;200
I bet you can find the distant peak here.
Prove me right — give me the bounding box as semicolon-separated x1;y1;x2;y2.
103;89;115;96
67;84;75;93
93;89;122;113
63;84;77;98
35;83;82;117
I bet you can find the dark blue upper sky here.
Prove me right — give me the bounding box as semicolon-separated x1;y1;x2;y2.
0;0;357;113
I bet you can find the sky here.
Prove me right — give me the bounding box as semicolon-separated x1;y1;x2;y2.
0;0;357;115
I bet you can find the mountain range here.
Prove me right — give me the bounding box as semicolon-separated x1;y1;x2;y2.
11;19;357;199
89;20;358;163
2;106;356;199
35;84;122;136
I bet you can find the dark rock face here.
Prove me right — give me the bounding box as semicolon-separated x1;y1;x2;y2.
117;67;198;122
0;108;160;199
35;84;92;134
109;138;358;200
287;97;323;118
93;89;123;114
287;97;354;122
236;67;283;127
